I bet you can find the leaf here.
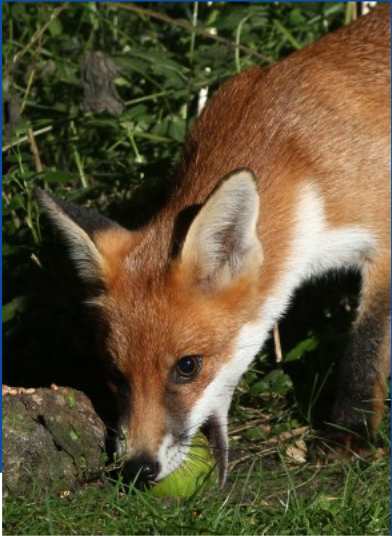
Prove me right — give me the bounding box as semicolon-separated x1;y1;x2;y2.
42;170;75;184
4;194;25;212
264;369;293;395
289;9;306;26
114;56;150;77
3;296;28;323
48;18;63;38
121;105;149;122
250;380;269;396
244;426;267;441
250;369;293;396
313;494;339;514
286;439;307;464
168;117;186;142
285;336;319;362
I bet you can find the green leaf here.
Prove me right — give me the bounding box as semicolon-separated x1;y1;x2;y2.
289;9;306;26
250;369;293;396
250;380;269;396
3;296;28;323
244;426;267;441
48;18;63;38
263;369;293;395
4;194;25;212
42;170;75;184
168;117;186;142
285;336;319;362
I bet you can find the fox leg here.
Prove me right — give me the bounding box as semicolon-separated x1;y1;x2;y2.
331;254;390;438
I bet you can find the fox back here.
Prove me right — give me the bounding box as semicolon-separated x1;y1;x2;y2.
38;6;390;486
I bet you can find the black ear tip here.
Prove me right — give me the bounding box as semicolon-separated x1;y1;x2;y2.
34;187;47;210
34;188;59;213
34;186;48;204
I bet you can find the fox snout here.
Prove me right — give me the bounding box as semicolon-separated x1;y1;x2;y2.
122;455;161;487
115;428;190;486
115;427;162;486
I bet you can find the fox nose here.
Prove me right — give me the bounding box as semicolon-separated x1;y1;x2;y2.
122;456;160;487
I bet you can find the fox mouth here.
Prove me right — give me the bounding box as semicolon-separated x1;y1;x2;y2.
202;413;229;487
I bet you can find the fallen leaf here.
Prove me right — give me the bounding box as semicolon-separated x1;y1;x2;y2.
286;439;307;464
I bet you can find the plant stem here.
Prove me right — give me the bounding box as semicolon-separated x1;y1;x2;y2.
70;121;88;189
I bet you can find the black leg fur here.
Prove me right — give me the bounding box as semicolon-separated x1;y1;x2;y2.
331;290;390;438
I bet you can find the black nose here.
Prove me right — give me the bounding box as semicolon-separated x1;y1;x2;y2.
122;456;160;488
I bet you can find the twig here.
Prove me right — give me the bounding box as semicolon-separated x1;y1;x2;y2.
229;448;276;470
344;3;358;25
27;128;43;173
2;125;53;152
262;426;309;447
274;19;302;50
31;253;43;269
111;3;274;65
21;69;36;115
235;15;251;73
230;416;271;436
229;426;310;470
273;323;283;363
70;121;88;189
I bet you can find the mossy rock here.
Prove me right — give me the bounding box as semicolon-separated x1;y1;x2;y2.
3;387;106;497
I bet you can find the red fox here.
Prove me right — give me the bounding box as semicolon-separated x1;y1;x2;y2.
37;5;390;487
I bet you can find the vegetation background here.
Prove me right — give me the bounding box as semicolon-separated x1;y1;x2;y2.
3;2;390;534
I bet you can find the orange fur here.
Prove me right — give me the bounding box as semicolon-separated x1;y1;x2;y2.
40;6;390;467
95;6;389;452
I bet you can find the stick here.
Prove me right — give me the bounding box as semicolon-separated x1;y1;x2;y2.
27;128;43;173
262;426;309;446
273;323;283;363
2;125;53;152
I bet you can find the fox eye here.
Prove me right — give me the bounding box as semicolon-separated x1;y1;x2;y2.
173;355;202;383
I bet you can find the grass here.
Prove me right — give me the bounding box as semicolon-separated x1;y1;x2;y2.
4;409;390;535
4;348;390;535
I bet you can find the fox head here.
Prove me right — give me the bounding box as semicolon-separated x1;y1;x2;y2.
37;169;265;486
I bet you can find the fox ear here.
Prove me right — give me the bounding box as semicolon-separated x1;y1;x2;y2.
36;189;133;285
180;169;263;290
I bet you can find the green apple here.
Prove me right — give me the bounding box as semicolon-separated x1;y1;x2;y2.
150;433;215;498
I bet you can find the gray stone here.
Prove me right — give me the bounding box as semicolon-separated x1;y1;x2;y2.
3;386;107;497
